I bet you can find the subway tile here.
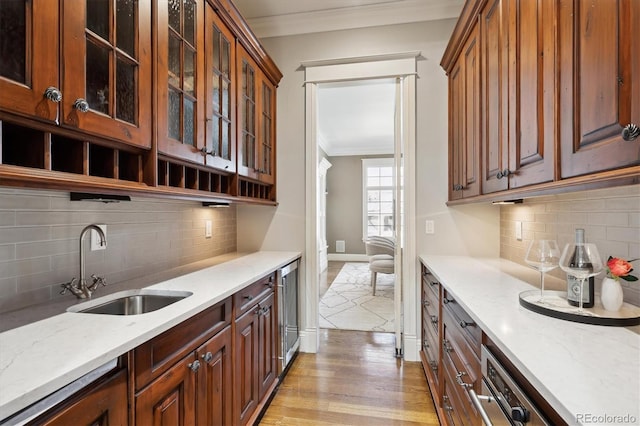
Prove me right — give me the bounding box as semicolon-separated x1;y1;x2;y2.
587;212;629;226
0;286;52;314
0;245;15;262
605;197;640;212
0;256;51;279
606;227;640;244
0;227;51;244
15;239;76;259
0;194;51;210
0;277;17;296
0;211;16;226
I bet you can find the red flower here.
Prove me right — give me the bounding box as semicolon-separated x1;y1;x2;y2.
606;257;638;282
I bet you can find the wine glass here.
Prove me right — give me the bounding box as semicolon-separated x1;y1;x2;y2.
524;240;560;303
559;243;604;313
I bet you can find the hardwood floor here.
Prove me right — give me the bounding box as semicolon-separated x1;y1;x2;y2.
319;261;346;298
259;329;439;425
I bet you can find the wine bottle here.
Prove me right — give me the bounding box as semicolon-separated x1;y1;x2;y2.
566;229;595;308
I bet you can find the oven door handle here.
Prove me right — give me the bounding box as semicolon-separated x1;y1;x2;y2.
469;388;495;426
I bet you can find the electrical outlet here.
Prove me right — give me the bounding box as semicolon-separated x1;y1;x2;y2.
205;220;212;238
91;224;107;251
425;220;435;234
515;221;523;241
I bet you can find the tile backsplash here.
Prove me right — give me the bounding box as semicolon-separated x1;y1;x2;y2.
0;187;237;313
501;184;640;306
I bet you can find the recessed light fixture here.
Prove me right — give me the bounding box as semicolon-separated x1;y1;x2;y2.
202;201;231;208
491;199;524;205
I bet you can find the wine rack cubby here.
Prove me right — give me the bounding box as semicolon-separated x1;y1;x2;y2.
238;178;274;201
1;120;145;184
157;158;233;198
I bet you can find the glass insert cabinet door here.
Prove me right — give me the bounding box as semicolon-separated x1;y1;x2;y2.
237;44;258;180
62;0;152;148
0;1;59;122
157;0;206;164
204;3;236;173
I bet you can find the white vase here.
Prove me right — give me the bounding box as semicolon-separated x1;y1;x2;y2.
600;277;624;311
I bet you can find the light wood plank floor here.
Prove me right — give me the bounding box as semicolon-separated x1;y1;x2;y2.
258;329;439;425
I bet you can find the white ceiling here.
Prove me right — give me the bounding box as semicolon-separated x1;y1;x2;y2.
232;0;463;157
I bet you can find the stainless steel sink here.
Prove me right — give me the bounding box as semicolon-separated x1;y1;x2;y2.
67;289;193;315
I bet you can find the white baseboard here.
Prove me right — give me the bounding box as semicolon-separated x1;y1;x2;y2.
299;328;318;353
403;334;419;362
327;253;369;262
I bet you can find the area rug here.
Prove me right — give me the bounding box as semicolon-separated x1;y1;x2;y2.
319;262;395;332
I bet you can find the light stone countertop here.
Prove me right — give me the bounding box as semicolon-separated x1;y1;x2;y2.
420;255;640;426
0;251;301;421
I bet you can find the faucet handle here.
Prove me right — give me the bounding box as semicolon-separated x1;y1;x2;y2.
90;274;107;289
60;278;78;295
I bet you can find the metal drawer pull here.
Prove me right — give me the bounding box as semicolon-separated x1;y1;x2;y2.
429;360;438;372
244;295;254;301
443;339;453;353
496;168;512;179
443;297;454;304
201;352;213;363
423;300;431;307
188;360;201;372
430;315;438;324
459;320;475;328
456;371;471;388
469;388;495;426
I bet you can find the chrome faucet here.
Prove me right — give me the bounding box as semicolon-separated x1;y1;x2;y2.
60;224;108;299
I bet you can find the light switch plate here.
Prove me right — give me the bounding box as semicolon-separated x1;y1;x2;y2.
205;220;212;238
515;221;523;241
425;220;435;234
91;224;107;251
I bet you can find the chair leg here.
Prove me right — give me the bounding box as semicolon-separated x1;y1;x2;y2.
371;272;377;296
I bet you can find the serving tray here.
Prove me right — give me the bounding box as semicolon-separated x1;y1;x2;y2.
519;290;640;327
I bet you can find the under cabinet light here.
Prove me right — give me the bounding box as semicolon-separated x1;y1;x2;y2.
202;201;231;208
492;199;524;205
70;192;131;203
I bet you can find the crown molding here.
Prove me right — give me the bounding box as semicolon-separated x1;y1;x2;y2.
245;0;464;39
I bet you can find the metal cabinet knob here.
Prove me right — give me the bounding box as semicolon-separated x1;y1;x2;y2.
200;146;216;156
622;123;639;141
443;339;453;353
430;315;438;324
423;300;431;307
44;87;62;103
429;360;438;372
201;352;213;363
496;168;512;179
244;294;254;301
73;98;90;113
443;297;453;304
188;360;201;372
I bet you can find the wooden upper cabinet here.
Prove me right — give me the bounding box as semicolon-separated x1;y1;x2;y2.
258;73;277;185
449;26;481;201
61;0;152;148
507;0;556;189
204;4;236;173
0;0;152;148
480;0;510;194
559;0;640;178
237;44;260;181
237;43;277;184
0;0;59;123
156;0;206;163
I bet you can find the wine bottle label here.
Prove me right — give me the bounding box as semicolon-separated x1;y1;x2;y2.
566;275;594;305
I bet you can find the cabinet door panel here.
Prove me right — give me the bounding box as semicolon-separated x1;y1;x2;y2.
258;75;276;184
560;0;640;178
0;0;59;122
29;369;128;426
205;4;236;173
61;0;152;148
197;326;233;426
258;292;277;399
156;0;206;161
481;0;510;194
237;44;259;181
508;0;555;188
135;353;197;426
234;307;260;426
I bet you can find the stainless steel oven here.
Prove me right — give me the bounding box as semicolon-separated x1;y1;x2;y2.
471;345;549;426
276;259;300;376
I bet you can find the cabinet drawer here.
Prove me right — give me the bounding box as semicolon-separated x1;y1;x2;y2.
422;266;440;298
423;285;440;334
442;308;480;380
234;272;276;318
442;369;468;426
442;289;481;357
134;297;232;390
442;352;480;426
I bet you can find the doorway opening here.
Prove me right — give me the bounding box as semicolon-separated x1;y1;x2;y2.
302;53;418;358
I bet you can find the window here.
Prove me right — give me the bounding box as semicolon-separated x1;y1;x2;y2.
363;158;394;238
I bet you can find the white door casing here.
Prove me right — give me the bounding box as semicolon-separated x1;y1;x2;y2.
302;52;419;361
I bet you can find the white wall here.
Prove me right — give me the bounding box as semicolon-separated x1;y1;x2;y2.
238;19;499;258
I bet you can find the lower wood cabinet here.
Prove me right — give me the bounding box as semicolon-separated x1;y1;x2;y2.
234;285;277;426
28;369;128;426
197;326;234;426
